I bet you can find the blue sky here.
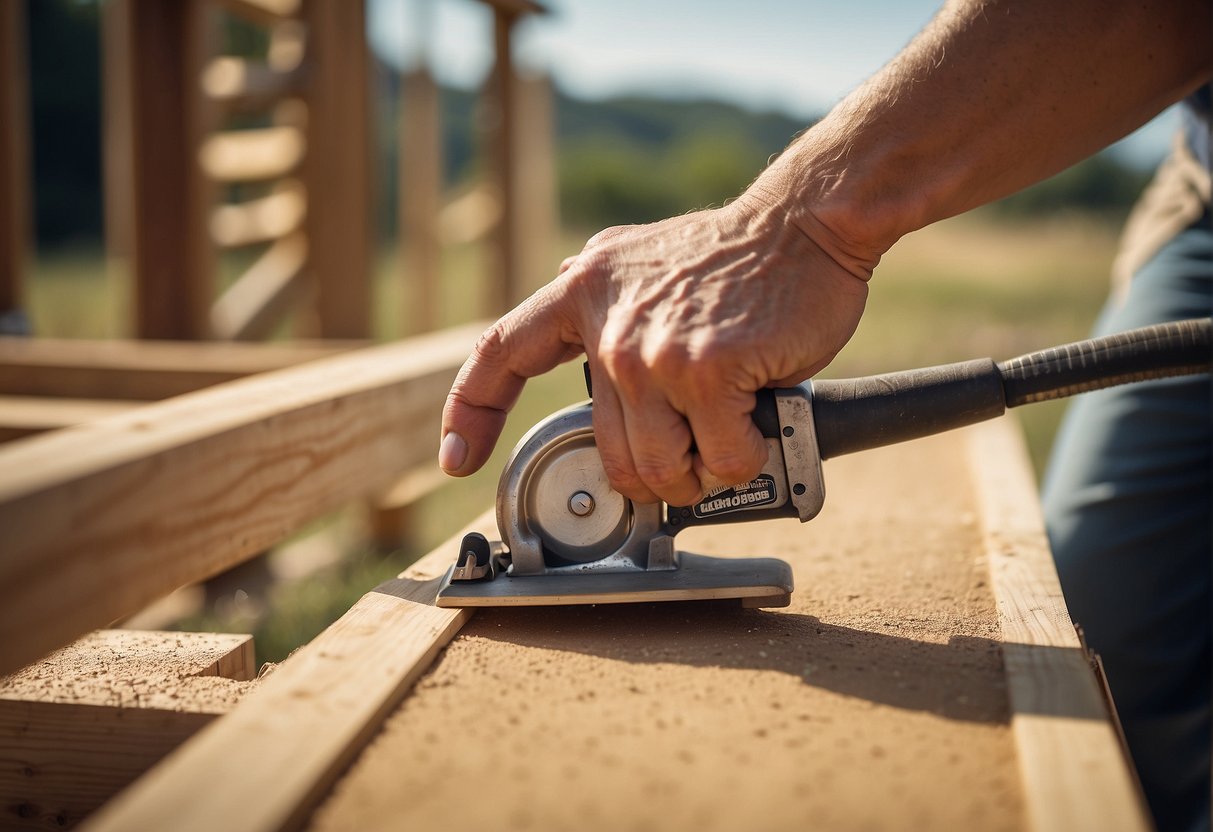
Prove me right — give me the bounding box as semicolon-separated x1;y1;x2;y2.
368;0;1176;169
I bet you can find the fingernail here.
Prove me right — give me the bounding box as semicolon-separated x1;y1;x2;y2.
439;431;468;473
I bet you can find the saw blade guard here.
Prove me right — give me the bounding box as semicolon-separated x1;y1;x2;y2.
495;402;665;576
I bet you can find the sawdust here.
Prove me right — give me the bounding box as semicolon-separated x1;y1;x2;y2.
0;631;254;713
308;433;1024;831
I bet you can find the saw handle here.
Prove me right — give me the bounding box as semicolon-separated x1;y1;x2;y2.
810;317;1211;460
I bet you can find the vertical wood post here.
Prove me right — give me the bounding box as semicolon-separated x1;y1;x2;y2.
104;0;216;340
488;7;518;318
515;72;557;298
302;0;372;339
400;68;442;336
0;0;31;334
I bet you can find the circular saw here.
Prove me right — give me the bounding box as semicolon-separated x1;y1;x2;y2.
436;317;1211;609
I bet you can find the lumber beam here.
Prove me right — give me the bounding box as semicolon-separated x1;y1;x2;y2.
209;182;307;249
487;7;518;317
103;0;217;340
80;516;481;832
1;631;254;830
0;337;360;400
400;68;442;335
0;324;481;676
0;396;139;443
365;464;450;549
965;418;1151;831
0;0;31;333
210;233;309;341
302;0;372;338
198;126;306;184
201;56;304;113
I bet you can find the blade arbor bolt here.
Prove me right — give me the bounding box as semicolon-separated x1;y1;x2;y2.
568;491;596;517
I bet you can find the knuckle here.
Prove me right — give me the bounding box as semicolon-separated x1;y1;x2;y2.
472;321;508;364
704;450;763;484
648;341;691;382
599;456;645;495
633;457;686;490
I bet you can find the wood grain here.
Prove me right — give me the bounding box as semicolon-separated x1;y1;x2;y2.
80;516;483;832
0;324;481;675
965;418;1150;832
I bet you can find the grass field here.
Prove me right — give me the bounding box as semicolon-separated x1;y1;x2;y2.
25;210;1118;661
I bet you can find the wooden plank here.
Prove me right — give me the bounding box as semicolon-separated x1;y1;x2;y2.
400;68;442;335
198;126;306;184
0;337;361;400
965;418;1150;832
308;432;1035;829
0;323;482;676
106;0;217;340
210;181;307;249
514;73;557;298
201;56;303;112
0;0;30;330
1;631;254;830
302;0;372;338
89;421;1147;831
210;233;310;340
487;8;517;317
0;396;139;443
81;515;482;832
365;463;450;549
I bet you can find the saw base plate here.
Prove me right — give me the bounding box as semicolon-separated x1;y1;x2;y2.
435;552;793;609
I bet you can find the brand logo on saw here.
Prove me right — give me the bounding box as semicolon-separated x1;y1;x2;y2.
693;475;778;518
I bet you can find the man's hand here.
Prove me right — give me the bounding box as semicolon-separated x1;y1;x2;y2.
439;194;872;507
440;0;1210;506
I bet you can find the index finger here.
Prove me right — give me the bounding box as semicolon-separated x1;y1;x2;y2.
441;287;583;476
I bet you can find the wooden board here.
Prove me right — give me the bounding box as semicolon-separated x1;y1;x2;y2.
965;419;1150;831
302;0;372;339
308;421;1142;831
0;0;30;323
1;631;255;830
80;517;480;832
209;233;309;341
85;418;1145;831
105;0;216;339
0;324;482;675
0;396;139;443
0;337;360;399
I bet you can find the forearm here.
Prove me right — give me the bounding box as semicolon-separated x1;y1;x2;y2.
753;0;1213;268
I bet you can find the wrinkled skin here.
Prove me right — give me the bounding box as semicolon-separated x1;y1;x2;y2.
440;193;872;507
